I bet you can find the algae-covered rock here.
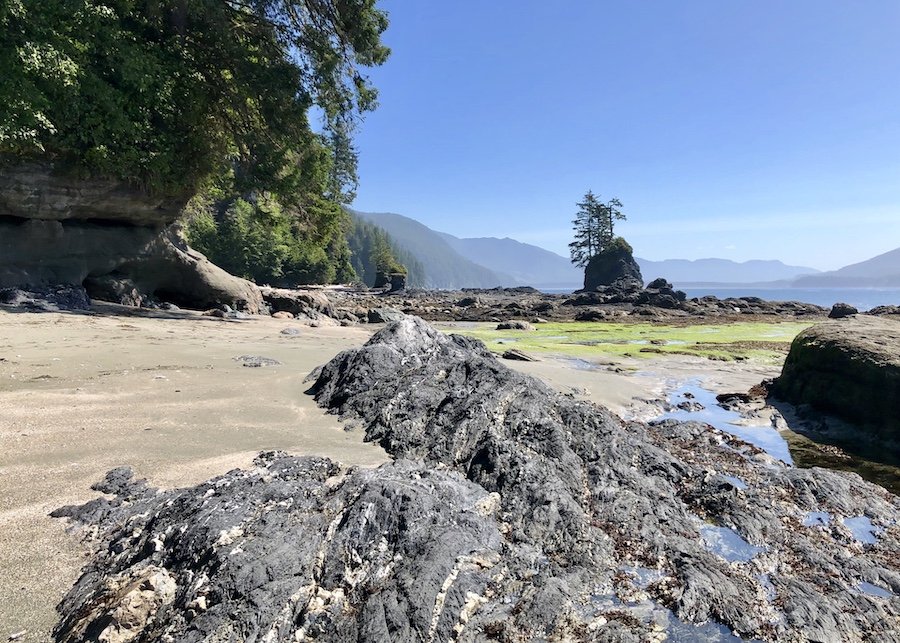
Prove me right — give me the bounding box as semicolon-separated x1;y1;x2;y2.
772;316;900;446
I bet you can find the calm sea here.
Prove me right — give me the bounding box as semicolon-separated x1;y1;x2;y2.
541;287;900;312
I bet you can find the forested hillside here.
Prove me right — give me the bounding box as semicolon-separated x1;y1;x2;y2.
353;210;513;288
346;217;425;287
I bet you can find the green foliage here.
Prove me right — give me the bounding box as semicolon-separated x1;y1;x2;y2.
606;235;633;255
346;217;425;287
184;178;357;286
569;191;626;268
0;0;389;197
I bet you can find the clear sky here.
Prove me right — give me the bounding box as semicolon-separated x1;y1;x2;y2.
350;1;900;271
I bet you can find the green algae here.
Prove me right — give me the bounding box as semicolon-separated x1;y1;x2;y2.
447;320;815;363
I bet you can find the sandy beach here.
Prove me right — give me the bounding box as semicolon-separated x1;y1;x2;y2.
0;308;784;640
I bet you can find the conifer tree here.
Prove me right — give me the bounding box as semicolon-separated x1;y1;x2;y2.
569;191;626;267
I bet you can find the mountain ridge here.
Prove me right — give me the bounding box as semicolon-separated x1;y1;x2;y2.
351;208;898;289
793;247;900;287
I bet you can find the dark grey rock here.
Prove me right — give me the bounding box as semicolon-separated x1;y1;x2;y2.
0;285;91;311
367;307;406;323
583;240;643;291
869;305;900;316
53;319;900;642
829;302;859;318
262;288;335;318
501;348;539;362
573;308;608;321
232;355;282;368
495;320;533;330
646;277;673;290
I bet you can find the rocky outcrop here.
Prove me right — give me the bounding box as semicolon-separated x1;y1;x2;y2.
0;162;263;312
828;302;858;318
55;318;900;642
262;287;336;320
373;271;407;292
0;285;91;311
582;238;643;291
311;287;828;323
772;316;900;449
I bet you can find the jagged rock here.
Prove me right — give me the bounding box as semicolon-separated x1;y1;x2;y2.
0;285;91;311
262;287;336;320
52;455;505;643
367;307;406;323
869;305;900;316
307;319;900;640
646;277;673;290
501;348;538;362
583;238;643;291
829;302;859;318
232;355;281;368
495;320;533;331
574;308;608;321
0;162;263;312
771;317;900;453
55;319;900;641
373;271;407;292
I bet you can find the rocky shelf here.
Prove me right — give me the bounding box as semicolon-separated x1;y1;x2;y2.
52;318;899;642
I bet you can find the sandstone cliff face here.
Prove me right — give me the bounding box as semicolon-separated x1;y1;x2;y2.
0;161;263;312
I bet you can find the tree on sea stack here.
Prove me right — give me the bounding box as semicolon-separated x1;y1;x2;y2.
569;191;643;291
568;191;626;268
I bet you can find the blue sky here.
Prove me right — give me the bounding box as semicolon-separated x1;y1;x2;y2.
350;1;900;270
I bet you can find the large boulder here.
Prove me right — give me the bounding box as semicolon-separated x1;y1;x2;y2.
53;318;900;642
582;237;643;291
772;317;900;447
0;161;263;312
828;302;859;318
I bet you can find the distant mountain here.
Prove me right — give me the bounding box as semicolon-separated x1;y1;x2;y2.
351;208;851;289
792;247;900;287
350;210;514;289
439;235;821;288
438;233;582;288
638;258;820;286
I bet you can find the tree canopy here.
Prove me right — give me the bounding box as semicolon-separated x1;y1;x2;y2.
569;190;626;268
0;0;389;197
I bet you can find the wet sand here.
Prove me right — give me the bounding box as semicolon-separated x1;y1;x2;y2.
0;308;782;640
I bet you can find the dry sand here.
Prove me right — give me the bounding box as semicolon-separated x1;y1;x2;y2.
0;308;780;640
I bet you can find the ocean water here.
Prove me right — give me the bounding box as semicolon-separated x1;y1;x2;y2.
541;287;900;311
679;287;900;312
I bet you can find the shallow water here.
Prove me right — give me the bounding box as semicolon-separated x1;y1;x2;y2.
589;593;758;642
857;581;894;598
700;524;766;562
657;380;794;464
843;516;882;544
652;379;900;495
